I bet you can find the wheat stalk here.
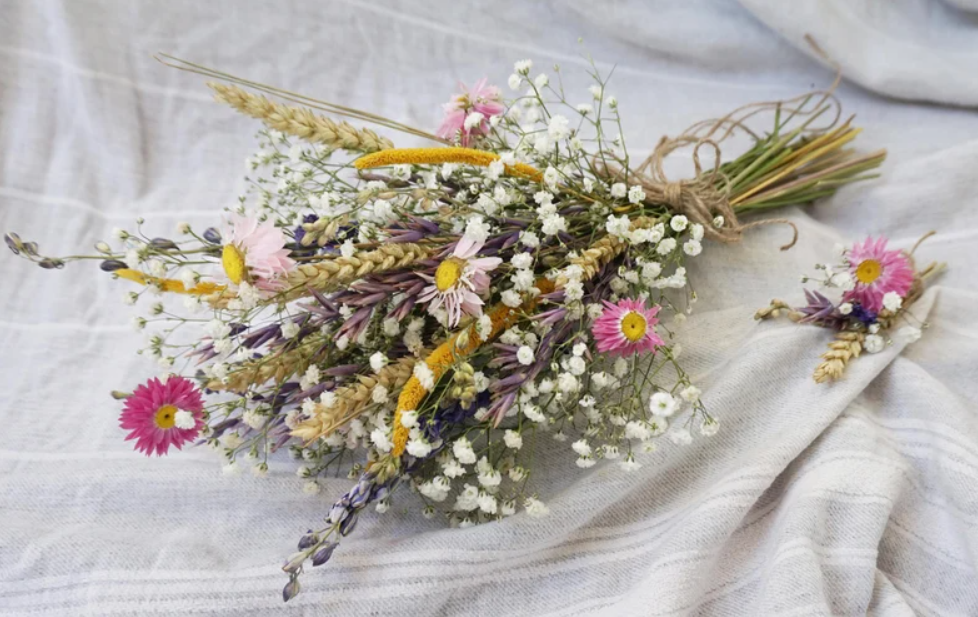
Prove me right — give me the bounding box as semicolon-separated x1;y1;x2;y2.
209;83;394;153
554;216;656;287
291;355;419;442
813;331;863;383
208;341;320;392
280;243;433;299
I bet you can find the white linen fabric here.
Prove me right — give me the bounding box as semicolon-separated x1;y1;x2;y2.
1;1;976;615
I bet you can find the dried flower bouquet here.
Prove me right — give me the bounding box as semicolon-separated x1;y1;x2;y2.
6;55;887;600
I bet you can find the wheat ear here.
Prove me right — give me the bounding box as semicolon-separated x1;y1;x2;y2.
291;355;419;442
554;216;656;287
209;83;394;153
813;331;863;383
281;243;433;299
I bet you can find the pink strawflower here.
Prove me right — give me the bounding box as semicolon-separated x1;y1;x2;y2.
418;238;502;327
436;78;505;146
843;236;914;312
221;214;295;288
592;299;665;357
119;375;205;456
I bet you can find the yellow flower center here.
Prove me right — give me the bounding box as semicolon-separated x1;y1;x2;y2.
154;404;178;429
855;259;882;284
222;244;247;285
435;258;465;292
620;311;648;342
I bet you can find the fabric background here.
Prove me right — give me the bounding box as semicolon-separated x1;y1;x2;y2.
1;1;977;615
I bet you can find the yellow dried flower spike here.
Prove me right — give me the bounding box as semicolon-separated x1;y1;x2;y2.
114;268;225;295
354;148;543;183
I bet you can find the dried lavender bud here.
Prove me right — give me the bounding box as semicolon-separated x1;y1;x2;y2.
282;577;301;602
37;258;64;269
150;237;178;250
202;227;222;244
99;259;129;272
281;551;307;574
4;232;22;254
21;241;39;256
311;542;338;567
339;513;358;536
297;530;319;550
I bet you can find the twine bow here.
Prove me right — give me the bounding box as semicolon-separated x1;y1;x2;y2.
601;134;799;251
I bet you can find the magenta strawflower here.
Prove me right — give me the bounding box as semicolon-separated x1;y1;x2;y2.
436;78;505;146
418;238;502;327
843;236;914;312
592;299;665;357
119;376;205;456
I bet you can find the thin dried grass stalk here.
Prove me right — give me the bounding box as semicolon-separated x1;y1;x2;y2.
291;355;419;442
813;331;863;383
209;83;394;153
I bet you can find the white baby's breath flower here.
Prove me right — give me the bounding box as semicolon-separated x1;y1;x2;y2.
464;215;492;244
656;238;677;256
371;384;389;404
413;363;436;390
502;289;522;308
625;421;651;441
299;365;321;390
700;417;720;436
690;223;705;241
406;435;433;458
628;185;646;204
522;403;545;423
588;84;603;100
571;439;592;457
610;183;627;199
680;385;701;403
670;215;689;232
864;334;886;354
534;73;549;89
576;103;593;115
514;59;533;75
370;427;393;452
547;115;570;140
619;455;641;472
713;215;725;228
504;430;523;450
882;291;903;312
281;321;300;339
453;437;477;465
839;302;853;315
524;497;549;518
369;352;388;372
382;317;400;337
508;73;522;90
516;345;535;366
463;111;485;131
683;239;702;256
511;252;533;270
519;230;540;248
242;409;266;430
649;392;679;417
172;409;195;430
400;410;419;429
